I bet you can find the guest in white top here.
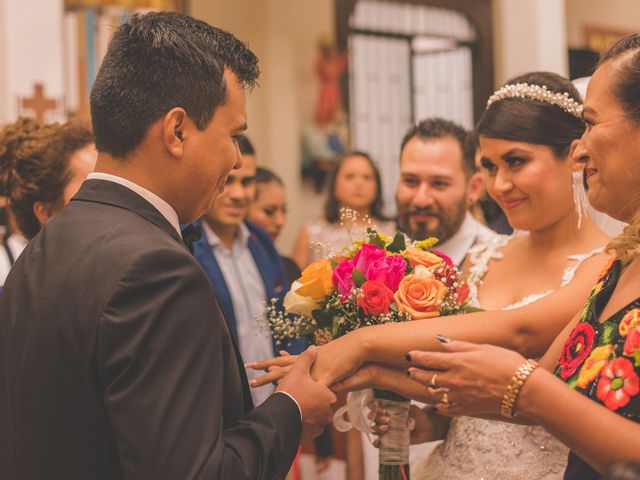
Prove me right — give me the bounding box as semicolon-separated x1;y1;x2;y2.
293;151;396;269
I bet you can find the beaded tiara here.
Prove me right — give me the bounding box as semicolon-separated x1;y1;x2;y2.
486;82;583;119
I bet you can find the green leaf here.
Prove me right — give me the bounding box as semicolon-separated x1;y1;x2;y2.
601;321;617;345
462;305;485;314
386;230;406;253
389;303;398;312
352;269;366;287
567;375;579;389
367;228;386;248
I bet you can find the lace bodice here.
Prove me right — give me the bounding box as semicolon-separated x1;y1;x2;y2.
413;237;605;480
466;234;605;310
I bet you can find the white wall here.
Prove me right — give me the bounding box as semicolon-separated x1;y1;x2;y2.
1;0;65;124
492;0;568;86
566;0;640;48
0;0;8;123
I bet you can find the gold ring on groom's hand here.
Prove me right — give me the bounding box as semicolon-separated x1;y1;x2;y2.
430;373;438;388
441;392;449;404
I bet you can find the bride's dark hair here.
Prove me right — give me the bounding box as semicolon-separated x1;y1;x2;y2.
475;71;584;160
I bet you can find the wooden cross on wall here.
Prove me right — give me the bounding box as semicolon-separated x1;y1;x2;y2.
20;83;57;123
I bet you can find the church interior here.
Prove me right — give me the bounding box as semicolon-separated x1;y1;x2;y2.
1;1;640;479
1;0;637;257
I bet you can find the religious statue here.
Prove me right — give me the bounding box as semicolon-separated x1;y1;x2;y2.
302;35;348;192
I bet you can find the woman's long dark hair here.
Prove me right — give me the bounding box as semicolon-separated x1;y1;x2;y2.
324;151;385;224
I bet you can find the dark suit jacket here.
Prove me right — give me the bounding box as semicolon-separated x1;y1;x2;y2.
0;179;301;480
193;220;306;355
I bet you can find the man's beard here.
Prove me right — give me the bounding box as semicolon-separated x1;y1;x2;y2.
397;201;467;243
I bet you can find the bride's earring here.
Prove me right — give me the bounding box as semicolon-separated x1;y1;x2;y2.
572;170;588;229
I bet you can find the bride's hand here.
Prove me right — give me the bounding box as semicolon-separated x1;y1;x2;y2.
406;338;526;416
245;350;296;387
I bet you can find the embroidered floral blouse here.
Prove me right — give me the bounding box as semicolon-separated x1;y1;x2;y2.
554;257;640;479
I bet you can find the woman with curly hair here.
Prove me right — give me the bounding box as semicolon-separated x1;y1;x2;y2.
0;117;95;287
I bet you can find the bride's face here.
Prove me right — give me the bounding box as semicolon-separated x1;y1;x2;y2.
577;60;640;222
478;136;575;231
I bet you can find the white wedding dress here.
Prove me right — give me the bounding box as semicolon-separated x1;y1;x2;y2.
412;234;604;480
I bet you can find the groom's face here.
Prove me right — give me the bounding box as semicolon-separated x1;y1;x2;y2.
181;70;247;222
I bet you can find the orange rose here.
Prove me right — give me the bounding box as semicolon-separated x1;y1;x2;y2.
294;258;334;300
403;248;443;271
394;274;446;319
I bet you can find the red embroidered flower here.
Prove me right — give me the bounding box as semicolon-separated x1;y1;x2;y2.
358;280;395;316
558;323;596;379
596;357;640;410
623;325;640;367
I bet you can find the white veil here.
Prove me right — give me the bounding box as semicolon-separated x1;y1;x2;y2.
573;77;627;236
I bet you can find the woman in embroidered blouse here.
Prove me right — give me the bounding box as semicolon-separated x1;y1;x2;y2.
250;35;640;477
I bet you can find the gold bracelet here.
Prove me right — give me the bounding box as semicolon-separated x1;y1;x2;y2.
500;359;539;418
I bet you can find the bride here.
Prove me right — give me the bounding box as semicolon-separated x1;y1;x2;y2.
406;71;609;479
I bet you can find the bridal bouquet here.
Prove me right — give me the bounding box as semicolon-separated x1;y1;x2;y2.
265;217;473;480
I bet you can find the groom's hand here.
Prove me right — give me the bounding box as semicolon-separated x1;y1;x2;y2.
276;347;336;444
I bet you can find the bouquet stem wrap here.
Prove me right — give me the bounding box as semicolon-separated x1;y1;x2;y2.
373;389;411;480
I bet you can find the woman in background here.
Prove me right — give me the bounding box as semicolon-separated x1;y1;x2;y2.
247;167;300;283
292;151;395;269
0;117;95;289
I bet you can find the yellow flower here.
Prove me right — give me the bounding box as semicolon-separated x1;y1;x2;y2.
414;237;439;250
576;344;614;388
294;258;334;300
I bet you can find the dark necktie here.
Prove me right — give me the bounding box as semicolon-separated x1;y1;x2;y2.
181;224;202;255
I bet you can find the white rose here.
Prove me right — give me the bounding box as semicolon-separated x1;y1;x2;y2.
413;265;434;278
283;281;320;317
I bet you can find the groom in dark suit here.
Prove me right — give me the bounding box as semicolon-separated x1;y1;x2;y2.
0;12;335;480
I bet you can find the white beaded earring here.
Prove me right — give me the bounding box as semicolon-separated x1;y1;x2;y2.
572;170;588;229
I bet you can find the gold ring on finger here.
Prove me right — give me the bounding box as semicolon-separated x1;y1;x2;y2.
430;373;438;388
441;392;449;404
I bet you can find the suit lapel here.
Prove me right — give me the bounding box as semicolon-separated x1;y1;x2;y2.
72;179;184;246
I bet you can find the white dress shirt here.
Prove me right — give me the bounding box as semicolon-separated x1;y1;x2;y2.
0;233;28;287
201;221;276;407
433;212;496;267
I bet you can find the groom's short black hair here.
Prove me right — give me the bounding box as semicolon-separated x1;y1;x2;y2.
90;11;259;158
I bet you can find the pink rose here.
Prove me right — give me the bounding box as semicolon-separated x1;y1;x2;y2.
332;260;355;296
623;325;640;358
353;244;386;275
365;254;407;291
